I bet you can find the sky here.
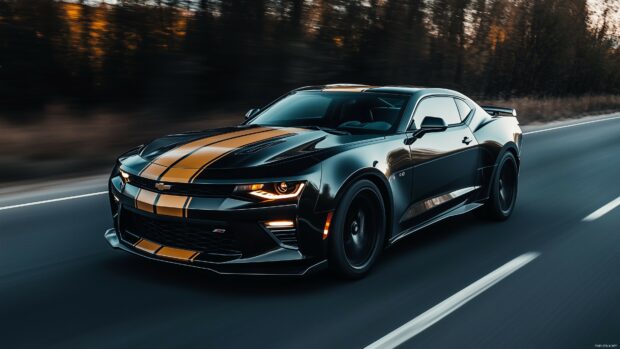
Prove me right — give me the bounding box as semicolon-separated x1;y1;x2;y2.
588;0;620;33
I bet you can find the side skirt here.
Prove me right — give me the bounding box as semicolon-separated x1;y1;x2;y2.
389;201;483;245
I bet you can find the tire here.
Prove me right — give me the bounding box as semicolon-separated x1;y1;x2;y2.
481;152;519;220
328;179;386;279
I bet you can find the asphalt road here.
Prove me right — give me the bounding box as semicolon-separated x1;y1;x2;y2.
1;116;620;349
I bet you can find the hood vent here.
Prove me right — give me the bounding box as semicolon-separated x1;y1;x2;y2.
234;139;287;155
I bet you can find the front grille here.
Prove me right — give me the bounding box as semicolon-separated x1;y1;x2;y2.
123;211;242;259
128;175;234;197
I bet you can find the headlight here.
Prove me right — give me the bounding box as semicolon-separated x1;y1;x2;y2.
235;181;306;200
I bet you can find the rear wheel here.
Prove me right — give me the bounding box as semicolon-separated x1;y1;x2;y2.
481;152;518;220
328;180;386;279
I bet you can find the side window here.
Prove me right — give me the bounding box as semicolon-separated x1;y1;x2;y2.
411;97;461;129
454;98;472;121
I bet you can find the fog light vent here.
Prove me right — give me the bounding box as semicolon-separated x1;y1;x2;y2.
263;220;298;248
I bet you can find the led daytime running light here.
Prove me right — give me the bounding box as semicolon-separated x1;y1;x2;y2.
249;183;305;200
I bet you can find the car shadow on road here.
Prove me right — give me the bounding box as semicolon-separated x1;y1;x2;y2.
102;253;343;296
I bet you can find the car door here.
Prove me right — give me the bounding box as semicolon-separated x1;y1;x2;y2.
402;96;479;224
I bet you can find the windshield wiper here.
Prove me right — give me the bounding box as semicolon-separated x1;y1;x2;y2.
298;125;351;135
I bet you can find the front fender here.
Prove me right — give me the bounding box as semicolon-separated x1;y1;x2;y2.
313;135;412;240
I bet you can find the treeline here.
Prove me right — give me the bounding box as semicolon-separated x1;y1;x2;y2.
0;0;619;113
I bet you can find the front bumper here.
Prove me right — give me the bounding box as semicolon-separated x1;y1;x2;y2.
107;175;329;275
104;228;326;275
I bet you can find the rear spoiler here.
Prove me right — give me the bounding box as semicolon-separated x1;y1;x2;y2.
481;106;517;117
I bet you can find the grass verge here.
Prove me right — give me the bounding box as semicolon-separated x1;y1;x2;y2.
478;95;620;124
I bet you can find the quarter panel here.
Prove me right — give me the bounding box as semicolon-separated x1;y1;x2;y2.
472;114;522;199
473;115;522;165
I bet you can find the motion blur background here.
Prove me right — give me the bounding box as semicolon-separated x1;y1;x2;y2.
1;0;619;183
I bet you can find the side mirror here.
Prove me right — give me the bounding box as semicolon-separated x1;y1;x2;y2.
405;116;448;145
420;116;447;131
245;108;260;119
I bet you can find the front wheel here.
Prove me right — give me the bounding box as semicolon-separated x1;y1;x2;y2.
328;180;386;279
481;152;519;220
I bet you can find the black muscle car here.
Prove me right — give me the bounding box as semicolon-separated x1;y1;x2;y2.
105;84;522;278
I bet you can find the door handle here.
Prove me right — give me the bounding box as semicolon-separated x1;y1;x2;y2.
462;136;472;145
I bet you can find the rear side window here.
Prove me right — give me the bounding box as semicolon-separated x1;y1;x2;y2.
411;97;461;128
454;98;472;121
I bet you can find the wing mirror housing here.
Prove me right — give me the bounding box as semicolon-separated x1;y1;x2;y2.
405;116;448;144
420;116;447;132
245;108;261;119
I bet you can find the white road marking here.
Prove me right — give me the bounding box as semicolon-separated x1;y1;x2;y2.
365;252;540;349
0;191;108;211
523;115;620;135
583;196;620;222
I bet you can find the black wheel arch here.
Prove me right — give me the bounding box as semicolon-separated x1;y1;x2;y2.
326;168;394;244
482;142;520;199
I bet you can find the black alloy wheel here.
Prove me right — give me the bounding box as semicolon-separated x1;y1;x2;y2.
498;159;517;213
483;151;519;220
329;179;386;279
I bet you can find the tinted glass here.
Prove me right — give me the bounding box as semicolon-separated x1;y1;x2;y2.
249;91;410;134
454;98;472;120
411;97;461;128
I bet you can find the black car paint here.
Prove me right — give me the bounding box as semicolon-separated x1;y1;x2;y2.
106;86;521;275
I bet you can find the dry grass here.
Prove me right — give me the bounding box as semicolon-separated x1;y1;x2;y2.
478;95;620;124
0;105;239;183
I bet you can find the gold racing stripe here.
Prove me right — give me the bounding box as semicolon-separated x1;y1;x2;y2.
135;190;192;218
135;189;158;213
155;194;190;218
156;246;199;262
135;238;199;262
139;163;168;181
159;128;297;183
134;238;162;254
139;127;270;180
183;197;193;218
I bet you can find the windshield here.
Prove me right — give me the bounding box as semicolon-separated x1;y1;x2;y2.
248;91;410;134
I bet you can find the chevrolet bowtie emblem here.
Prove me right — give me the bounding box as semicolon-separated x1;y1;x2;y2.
155;182;172;191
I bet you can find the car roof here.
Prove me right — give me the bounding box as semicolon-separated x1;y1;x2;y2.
293;84;468;99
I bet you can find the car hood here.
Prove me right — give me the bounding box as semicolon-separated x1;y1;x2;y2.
129;125;381;182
